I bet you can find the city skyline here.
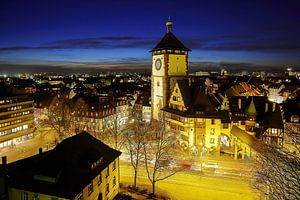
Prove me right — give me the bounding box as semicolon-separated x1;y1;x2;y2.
1;0;300;73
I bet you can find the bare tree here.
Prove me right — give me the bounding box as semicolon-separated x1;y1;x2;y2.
143;120;179;196
252;137;300;200
47;97;75;142
102;110;126;150
124;111;149;188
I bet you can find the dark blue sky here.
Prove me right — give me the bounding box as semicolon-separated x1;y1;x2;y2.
0;0;300;72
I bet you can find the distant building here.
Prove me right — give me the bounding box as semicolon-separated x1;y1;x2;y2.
1;132;121;200
134;92;151;122
72;94;129;132
282;97;300;152
268;83;285;103
0;95;34;149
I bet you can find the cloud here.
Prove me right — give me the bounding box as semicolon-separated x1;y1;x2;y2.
0;36;156;52
0;36;155;51
182;34;300;52
1;33;300;53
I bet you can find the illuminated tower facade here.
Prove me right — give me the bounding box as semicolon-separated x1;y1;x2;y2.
151;18;191;120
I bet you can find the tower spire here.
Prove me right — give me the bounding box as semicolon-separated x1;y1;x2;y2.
166;16;173;33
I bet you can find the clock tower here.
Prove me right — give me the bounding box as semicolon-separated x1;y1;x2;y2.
151;17;191;120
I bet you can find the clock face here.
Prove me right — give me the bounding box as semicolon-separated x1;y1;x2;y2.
155;59;162;70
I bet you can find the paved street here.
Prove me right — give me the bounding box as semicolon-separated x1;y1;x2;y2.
120;161;261;200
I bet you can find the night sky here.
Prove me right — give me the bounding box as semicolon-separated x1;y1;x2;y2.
0;0;300;73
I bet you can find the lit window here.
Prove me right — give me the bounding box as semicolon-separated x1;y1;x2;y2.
113;176;116;187
77;191;83;200
210;128;215;135
105;166;109;177
112;161;116;171
210;138;215;144
22;191;29;200
106;183;110;195
88;182;93;195
23;124;28;130
271;128;278;135
98;173;102;185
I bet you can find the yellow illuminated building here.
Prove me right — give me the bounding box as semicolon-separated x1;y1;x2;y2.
162;80;231;154
151;17;190;120
0;95;34;149
1;132;121;200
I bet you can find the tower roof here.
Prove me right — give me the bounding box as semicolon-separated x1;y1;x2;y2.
151;18;190;52
246;97;257;116
151;31;191;52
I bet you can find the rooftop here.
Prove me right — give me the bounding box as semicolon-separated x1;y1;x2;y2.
3;132;121;199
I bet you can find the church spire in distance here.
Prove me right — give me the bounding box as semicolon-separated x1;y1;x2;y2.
166;16;173;32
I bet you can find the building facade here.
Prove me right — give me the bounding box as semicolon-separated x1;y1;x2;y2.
151;18;190;120
1;132;121;200
0;95;34;149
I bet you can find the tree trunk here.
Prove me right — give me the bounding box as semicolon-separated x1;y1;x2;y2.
133;169;137;188
152;181;156;196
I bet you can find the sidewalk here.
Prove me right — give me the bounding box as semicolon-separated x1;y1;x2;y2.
0;127;57;163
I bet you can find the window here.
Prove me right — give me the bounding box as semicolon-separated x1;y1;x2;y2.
172;96;176;101
177;97;181;101
211;119;215;125
222;123;228;129
98;173;102;185
241;121;245;125
77;191;83;200
210;138;215;144
157;81;160;87
88;182;93;195
271;128;278;135
32;193;39;200
105;166;109;177
22;192;29;200
113;176;116;187
210;128;215;135
112;160;116;171
106;183;110;195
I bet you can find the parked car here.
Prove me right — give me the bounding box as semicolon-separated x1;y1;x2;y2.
202;162;218;169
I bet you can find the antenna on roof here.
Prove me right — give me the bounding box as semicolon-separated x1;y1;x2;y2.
166;16;173;33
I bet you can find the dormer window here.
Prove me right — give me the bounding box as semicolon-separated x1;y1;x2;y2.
90;157;103;170
291;115;299;123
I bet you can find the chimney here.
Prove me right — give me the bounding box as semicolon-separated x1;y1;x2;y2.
238;98;242;110
272;103;276;112
39;148;43;155
1;156;7;165
265;103;268;112
1;156;8;200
